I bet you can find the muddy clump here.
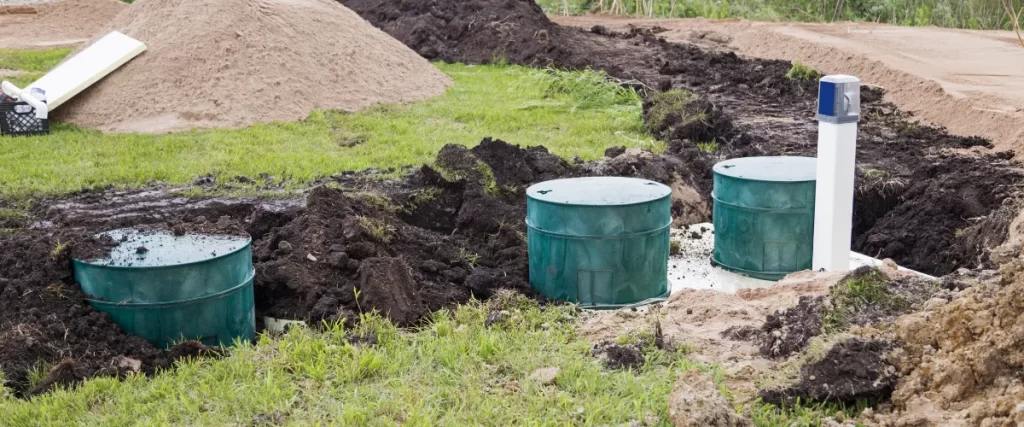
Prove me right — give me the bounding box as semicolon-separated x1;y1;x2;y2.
590;341;646;370
758;296;824;359
759;338;897;406
357;257;426;326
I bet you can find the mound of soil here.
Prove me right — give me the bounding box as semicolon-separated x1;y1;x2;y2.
57;0;451;133
253;139;569;325
871;270;1024;426
0;230;164;395
756;267;948;359
340;0;582;65
0;0;125;48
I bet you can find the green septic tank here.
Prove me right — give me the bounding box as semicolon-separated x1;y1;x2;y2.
527;177;672;308
712;156;817;280
73;229;255;349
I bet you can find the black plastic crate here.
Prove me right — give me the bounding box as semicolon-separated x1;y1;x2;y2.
0;100;49;136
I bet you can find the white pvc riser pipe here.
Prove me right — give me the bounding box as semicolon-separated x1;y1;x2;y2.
812;75;861;272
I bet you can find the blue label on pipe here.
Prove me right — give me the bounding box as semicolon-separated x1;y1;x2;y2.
818;81;837;117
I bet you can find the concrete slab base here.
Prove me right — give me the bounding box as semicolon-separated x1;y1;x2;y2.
669;223;934;294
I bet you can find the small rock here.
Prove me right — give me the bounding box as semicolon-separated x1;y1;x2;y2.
528;367;561;385
306;253;318;262
277;240;293;253
485;310;505;328
112;356;142;373
923;297;947;311
327;252;349;268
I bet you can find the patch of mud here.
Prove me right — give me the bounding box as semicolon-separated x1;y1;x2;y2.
590;341;646;370
759;338;897;406
756;267;946;359
757;296;824;359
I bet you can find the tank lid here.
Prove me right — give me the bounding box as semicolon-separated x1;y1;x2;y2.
76;228;251;268
527;177;671;206
713;156;817;182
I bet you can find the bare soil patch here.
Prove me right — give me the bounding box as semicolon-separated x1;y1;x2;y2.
553;16;1024;156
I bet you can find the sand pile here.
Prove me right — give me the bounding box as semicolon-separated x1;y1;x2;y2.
0;0;125;49
56;0;451;133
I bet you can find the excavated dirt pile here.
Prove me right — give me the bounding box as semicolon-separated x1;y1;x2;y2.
255;138;574;325
868;269;1024;426
56;0;452;133
0;230;163;396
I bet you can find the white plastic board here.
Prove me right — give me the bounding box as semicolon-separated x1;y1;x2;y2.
26;31;146;110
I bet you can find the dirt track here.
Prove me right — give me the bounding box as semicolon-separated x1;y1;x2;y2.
553;16;1024;155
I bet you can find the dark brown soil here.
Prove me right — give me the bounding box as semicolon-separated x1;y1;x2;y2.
590;341;646;370
758;338;897;406
755;268;948;359
254;139;570;325
758;296;824;359
0;230;164;395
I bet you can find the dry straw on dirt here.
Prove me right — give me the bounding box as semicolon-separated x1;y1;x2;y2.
57;0;451;133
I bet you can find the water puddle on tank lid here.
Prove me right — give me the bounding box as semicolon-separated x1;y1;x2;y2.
88;228;250;267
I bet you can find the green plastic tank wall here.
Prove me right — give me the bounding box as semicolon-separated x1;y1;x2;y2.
73;229;256;349
527;177;672;308
712;156;817;280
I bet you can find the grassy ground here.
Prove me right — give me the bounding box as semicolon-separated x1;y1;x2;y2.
0;50;654;199
539;0;1024;30
0;298;692;425
0;296;858;426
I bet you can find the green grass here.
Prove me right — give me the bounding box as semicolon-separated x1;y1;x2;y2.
0;299;700;425
785;61;820;81
539;0;1024;30
751;398;867;427
1;57;655;198
822;269;907;332
0;49;72;73
645;88;703;133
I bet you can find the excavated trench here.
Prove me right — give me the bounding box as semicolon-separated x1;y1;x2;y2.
1;0;1022;399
